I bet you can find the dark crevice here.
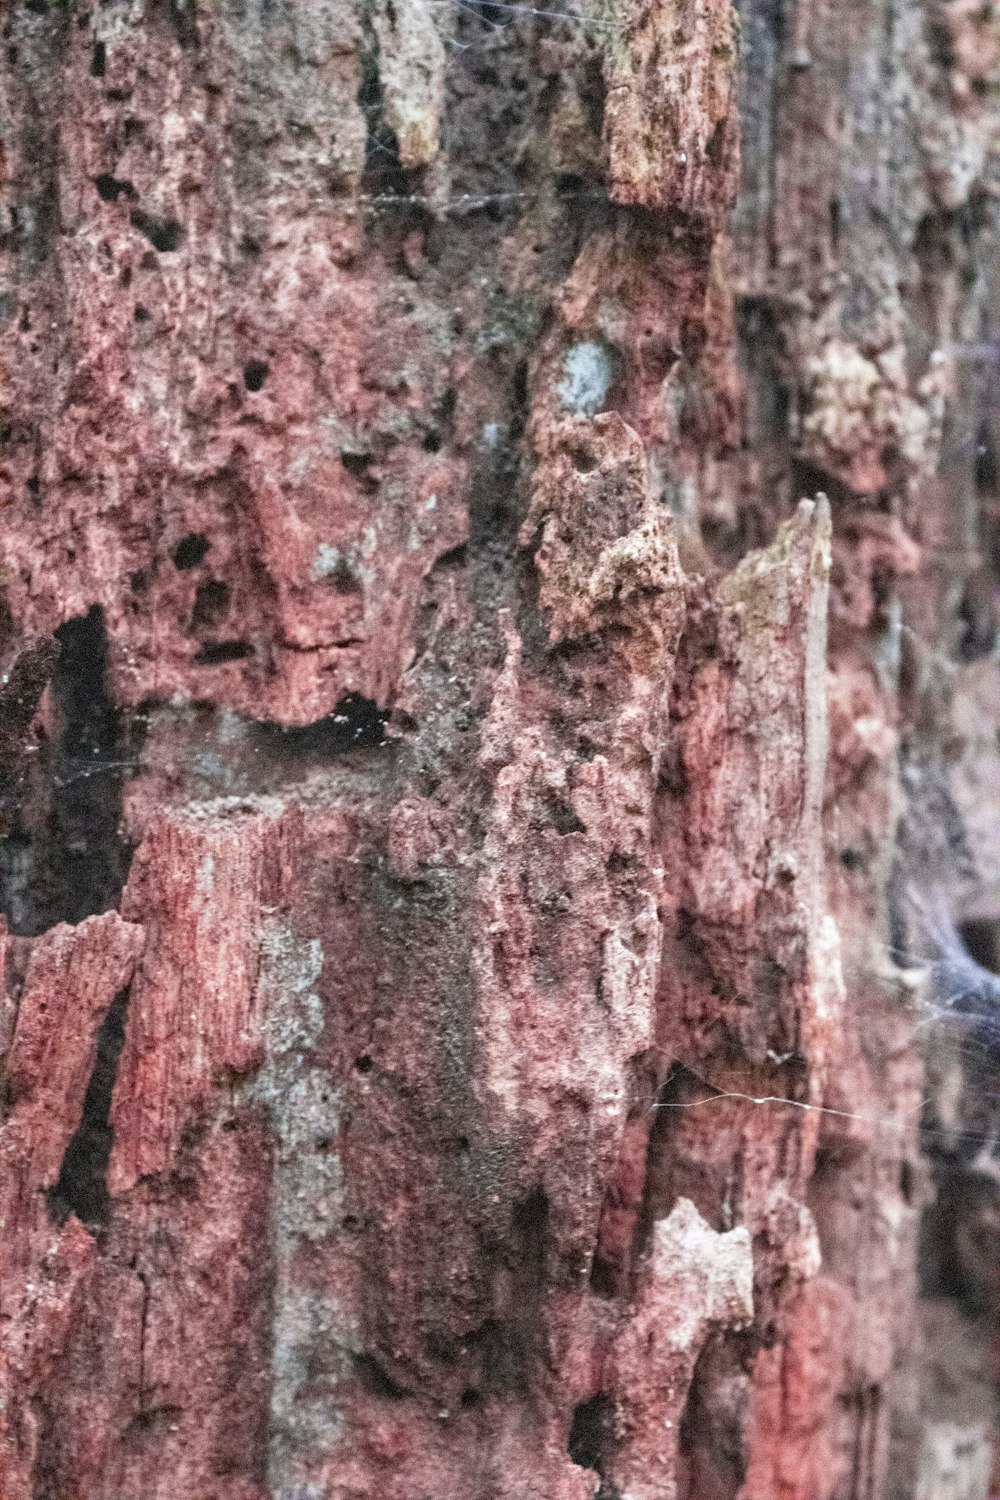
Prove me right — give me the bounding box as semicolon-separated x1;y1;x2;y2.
954;567;998;661
193;640;255;665
249;693;389;756
124;1403;183;1442
172;532;210;570
130;210;184;253
47;986;130;1229
826;196;841;252
355;9;427;244
590;1098;656;1300
789;458;857;511
455;1189;552;1402
958;918;1000;972
28;1394;64;1500
0;607;135;935
735;296;791;441
352;1351;410;1400
846;1384;883;1500
457;1317;526;1400
467;356;532;563
918;1154;1000;1316
512;1186;548;1267
192;578;230;630
974;423;998;495
326;555;364;594
568;1392;618;1478
589;1249;618;1300
358;41;409;200
677;1333;751;1500
94;173;135;204
545;790;586;836
48;609;133;925
243;359;269;392
504;1186;549;1385
341;448;375;480
632;1063;694;1258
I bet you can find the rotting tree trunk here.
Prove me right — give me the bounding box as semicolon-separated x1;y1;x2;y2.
1;1;999;1498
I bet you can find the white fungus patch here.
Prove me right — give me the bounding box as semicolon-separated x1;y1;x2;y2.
556;341;615;416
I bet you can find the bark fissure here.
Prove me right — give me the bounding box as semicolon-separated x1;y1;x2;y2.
47;984;131;1230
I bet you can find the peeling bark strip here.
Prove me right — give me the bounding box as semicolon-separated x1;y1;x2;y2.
1;0;1000;1493
602;0;741;220
110;799;301;1192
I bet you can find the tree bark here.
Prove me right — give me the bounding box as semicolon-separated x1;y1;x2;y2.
1;1;999;1497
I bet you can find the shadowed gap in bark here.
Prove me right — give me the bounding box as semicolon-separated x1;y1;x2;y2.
0;606;134;935
47;986;131;1229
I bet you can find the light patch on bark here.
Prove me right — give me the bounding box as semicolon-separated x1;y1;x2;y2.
245;915;351;1498
373;0;447;169
604;1197;754;1500
602;0;740;219
913;1423;993;1500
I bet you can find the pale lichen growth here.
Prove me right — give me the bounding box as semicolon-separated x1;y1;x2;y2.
798;338;946;493
556;341;616;416
239;917;350;1498
373;0;447;169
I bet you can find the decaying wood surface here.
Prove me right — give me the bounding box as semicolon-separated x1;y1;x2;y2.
1;1;1000;1497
